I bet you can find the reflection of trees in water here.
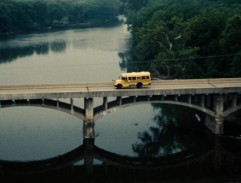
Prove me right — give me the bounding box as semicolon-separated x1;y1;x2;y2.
118;52;128;71
0;43;50;63
132;104;206;158
118;50;150;72
0;40;67;63
34;43;49;55
50;40;66;53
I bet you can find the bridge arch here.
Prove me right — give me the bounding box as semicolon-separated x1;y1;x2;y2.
1;92;240;135
1;95;240;121
93;94;224;121
0;99;85;121
0;96;217;122
92;94;241;134
223;104;241;117
94;100;216;121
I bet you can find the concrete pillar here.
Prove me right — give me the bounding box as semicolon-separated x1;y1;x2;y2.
161;95;165;101
206;95;212;109
214;95;224;134
83;121;95;139
232;93;237;109
147;95;151;101
188;95;192;104
70;98;74;113
117;96;122;105
133;96;136;103
84;98;94;122
201;95;205;107
103;97;108;110
84;98;95;139
56;99;59;108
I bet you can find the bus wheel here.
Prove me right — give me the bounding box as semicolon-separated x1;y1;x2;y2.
117;84;122;89
137;83;142;88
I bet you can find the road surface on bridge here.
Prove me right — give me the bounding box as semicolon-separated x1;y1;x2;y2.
0;78;241;92
0;78;241;100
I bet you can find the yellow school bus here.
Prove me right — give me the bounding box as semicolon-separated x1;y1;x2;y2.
114;71;151;89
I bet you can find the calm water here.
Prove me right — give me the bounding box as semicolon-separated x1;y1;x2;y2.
0;22;240;182
0;23;130;161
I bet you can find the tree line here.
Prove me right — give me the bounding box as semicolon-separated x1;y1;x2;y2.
0;0;120;34
120;0;241;79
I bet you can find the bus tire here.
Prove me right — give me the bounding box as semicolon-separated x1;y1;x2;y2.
117;84;122;89
137;83;142;88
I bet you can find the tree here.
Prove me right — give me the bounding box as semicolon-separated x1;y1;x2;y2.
0;0;121;34
120;0;148;12
220;14;241;54
220;15;241;77
187;10;226;56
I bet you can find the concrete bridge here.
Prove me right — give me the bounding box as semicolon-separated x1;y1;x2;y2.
0;78;241;135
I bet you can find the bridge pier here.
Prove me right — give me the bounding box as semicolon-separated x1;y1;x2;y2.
117;96;122;105
201;95;205;107
214;95;224;135
103;97;108;110
56;99;59;108
84;98;95;138
70;98;74;113
232;93;238;109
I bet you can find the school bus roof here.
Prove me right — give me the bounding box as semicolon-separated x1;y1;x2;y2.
121;72;150;77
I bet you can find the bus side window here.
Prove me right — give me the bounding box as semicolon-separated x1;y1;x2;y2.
128;77;131;80
142;76;145;79
146;76;149;79
132;77;136;80
137;77;141;80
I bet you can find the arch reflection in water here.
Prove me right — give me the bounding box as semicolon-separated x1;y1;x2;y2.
1;137;241;182
95;104;208;157
0;104;241;182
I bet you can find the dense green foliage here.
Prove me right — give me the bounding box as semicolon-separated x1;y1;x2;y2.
120;0;241;78
0;0;120;34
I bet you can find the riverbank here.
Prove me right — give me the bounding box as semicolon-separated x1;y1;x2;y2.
0;18;121;38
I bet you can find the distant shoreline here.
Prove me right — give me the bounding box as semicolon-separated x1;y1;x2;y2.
0;18;122;37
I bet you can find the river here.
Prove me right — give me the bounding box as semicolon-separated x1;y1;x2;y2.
0;21;240;182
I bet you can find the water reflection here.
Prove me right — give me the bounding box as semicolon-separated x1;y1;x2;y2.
0;25;130;64
50;40;66;53
1;136;241;182
95;104;207;158
0;43;49;63
132;104;204;158
0;25;129;85
0;41;67;63
0;105;240;182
